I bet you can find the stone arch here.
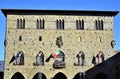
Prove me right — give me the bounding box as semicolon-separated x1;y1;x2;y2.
53;72;67;79
73;72;86;79
94;72;109;79
32;72;47;79
11;72;25;79
73;72;80;79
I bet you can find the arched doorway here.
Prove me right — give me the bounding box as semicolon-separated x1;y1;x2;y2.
11;72;25;79
53;72;67;79
94;72;108;79
116;64;120;79
73;72;86;79
33;72;47;79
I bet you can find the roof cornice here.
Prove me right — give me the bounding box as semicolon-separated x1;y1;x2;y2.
1;9;119;17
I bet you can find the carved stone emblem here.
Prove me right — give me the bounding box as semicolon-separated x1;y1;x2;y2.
56;36;63;48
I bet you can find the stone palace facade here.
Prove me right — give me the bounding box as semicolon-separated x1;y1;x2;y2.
2;9;119;79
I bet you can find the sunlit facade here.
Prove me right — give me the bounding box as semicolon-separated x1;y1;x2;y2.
2;9;119;79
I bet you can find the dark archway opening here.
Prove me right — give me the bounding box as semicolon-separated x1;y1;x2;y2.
11;72;25;79
33;72;47;79
94;72;108;79
53;72;67;79
73;72;86;79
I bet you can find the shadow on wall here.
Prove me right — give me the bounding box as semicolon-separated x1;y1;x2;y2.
85;52;120;79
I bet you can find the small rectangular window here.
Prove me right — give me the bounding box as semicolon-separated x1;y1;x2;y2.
19;36;22;41
39;36;42;41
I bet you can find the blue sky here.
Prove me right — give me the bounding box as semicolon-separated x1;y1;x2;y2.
0;0;120;60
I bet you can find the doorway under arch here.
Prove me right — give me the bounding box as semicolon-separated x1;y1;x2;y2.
33;72;47;79
53;72;67;79
11;72;25;79
94;72;108;79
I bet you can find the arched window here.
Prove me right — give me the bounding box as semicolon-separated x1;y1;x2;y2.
56;20;59;29
98;20;100;30
76;20;79;29
79;20;81;29
81;20;84;30
56;19;64;30
34;51;44;66
42;19;45;29
95;20;98;30
39;19;42;29
23;19;25;29
61;19;64;29
17;18;25;29
100;20;103;30
95;20;104;30
36;19;45;29
96;51;104;64
17;19;19;29
74;51;85;66
36;19;39;29
20;19;22;29
76;20;84;30
13;51;24;65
